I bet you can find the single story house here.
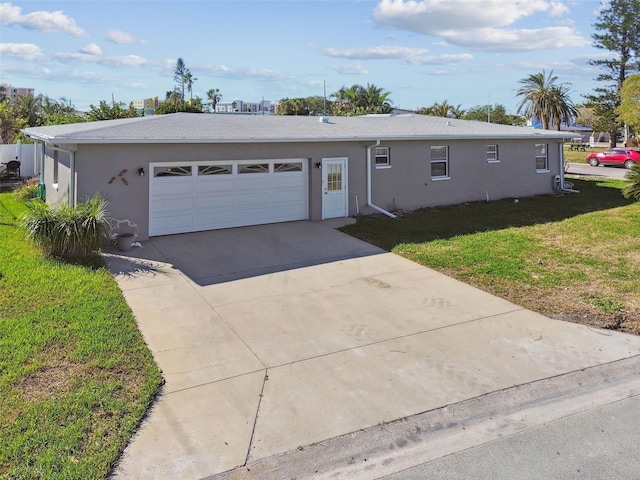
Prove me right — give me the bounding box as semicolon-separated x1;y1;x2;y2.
22;113;572;241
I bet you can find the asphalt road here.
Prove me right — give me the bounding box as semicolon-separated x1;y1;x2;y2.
565;162;630;181
381;395;640;480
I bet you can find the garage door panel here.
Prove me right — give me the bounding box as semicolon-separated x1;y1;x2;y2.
195;178;234;194
152;196;194;214
195;194;235;210
195;212;235;228
272;189;304;204
153;180;194;196
150;160;308;236
154;214;194;231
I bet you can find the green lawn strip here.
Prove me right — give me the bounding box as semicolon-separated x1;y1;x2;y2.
341;178;640;334
0;192;162;479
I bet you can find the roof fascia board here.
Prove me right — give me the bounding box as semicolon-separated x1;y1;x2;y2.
22;133;569;145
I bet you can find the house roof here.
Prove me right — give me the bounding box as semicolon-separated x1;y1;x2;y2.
23;112;571;145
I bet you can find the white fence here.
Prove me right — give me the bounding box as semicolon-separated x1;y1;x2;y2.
1;143;37;178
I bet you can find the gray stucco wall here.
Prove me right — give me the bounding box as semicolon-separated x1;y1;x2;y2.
44;138;562;240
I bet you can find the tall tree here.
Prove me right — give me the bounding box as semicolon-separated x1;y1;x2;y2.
173;57;188;101
549;84;579;131
516;70;575;130
206;88;221;112
584;0;640;147
184;71;197;100
617;73;640;134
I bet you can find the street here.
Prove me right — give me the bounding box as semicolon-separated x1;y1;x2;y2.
566;162;631;181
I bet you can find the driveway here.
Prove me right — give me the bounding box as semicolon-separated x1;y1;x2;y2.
104;220;640;479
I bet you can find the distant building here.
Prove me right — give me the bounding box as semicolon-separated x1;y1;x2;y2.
215;100;274;114
131;97;161;116
1;83;35;100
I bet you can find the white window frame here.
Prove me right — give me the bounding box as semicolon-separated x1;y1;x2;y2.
535;143;549;172
487;144;499;163
430;145;449;180
374;146;391;169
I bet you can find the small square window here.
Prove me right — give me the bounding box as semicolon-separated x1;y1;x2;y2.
374;146;390;168
430;145;449;179
487;145;499;163
535;143;549;171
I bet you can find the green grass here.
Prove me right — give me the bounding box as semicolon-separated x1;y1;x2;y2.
341;178;640;334
0;192;162;479
562;145;605;165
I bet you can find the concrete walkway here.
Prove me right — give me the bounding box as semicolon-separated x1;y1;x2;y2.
104;220;640;479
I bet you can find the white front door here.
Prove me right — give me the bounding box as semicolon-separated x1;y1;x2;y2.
322;157;348;219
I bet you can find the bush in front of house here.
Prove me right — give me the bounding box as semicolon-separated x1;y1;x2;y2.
12;184;40;202
623;164;640;201
20;195;112;258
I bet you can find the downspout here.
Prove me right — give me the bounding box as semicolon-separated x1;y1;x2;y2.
366;140;397;219
50;144;77;207
559;142;580;194
37;141;45;201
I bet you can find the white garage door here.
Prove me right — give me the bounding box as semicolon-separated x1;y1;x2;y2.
149;159;308;236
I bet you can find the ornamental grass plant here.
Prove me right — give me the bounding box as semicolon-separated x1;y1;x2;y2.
20;195;112;258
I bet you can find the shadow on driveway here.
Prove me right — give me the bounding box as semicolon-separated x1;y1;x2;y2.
106;220;385;286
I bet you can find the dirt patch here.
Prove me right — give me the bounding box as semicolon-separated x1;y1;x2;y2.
18;358;85;402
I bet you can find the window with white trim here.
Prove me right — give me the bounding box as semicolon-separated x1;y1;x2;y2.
430;145;449;179
374;146;390;168
487;144;499;163
535;144;548;171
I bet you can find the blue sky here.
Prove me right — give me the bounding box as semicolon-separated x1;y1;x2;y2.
1;0;607;114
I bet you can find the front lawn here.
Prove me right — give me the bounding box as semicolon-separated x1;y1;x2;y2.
341;178;640;334
0;192;162;479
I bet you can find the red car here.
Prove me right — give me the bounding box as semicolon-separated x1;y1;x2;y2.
586;148;640;169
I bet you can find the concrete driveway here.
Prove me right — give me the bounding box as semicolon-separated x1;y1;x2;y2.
104;220;640;479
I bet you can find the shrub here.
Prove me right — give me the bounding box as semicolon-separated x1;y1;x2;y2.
622;164;640;201
20;195;112;257
12;184;40;202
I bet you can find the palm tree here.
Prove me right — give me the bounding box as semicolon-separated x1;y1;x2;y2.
16;93;43;127
206;88;221;112
331;84;392;115
516;70;575;130
363;83;393;114
417;100;463;118
184;71;197;100
549;84;578;131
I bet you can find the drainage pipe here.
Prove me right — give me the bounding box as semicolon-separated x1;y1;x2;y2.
559;142;580;194
366;140;397;219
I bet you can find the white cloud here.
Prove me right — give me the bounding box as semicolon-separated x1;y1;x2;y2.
322;45;472;65
54;52;150;68
329;63;370;75
233;68;288;81
445;26;589;51
0;42;46;61
80;43;102;56
372;0;587;51
324;45;428;60
0;2;86;36
106;29;147;45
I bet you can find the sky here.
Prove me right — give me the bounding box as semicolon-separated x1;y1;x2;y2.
0;0;610;114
